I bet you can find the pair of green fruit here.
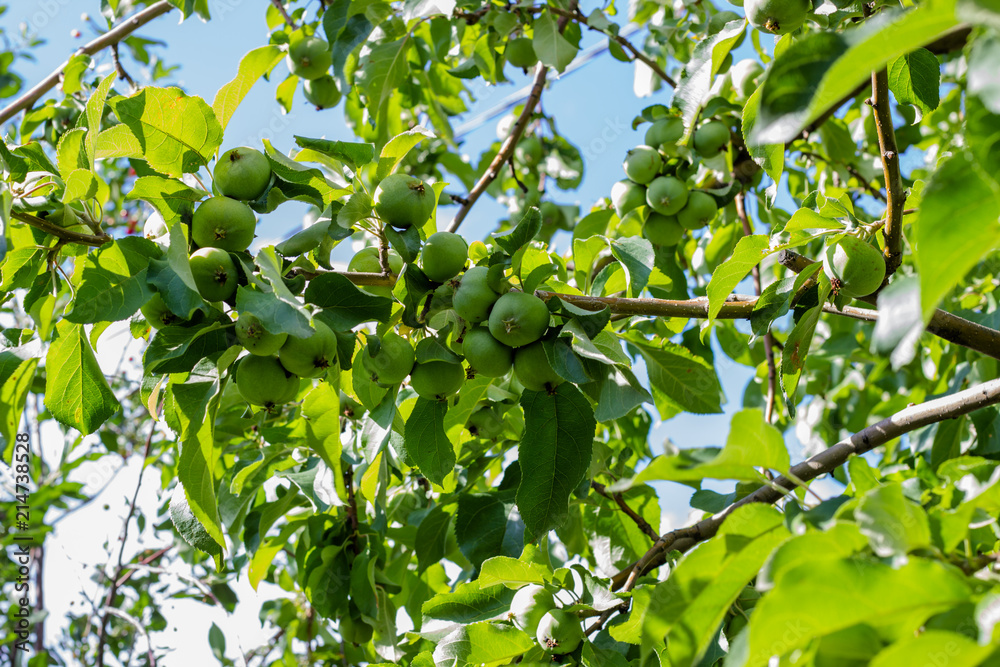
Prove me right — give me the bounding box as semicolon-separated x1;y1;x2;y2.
285;35;342;108
508;584;584;655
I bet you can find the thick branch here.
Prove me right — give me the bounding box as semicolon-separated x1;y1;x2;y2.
611;376;1000;591
0;1;176;124
869;70;905;275
288;266;396;286
11;211;112;247
778;250;1000;361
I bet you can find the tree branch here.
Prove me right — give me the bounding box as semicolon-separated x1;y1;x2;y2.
610;375;1000;591
447;3;577;232
868;68;905;275
270;0;298;29
591;481;659;541
0;1;176;124
11;211;112;247
777;250;1000;361
288;266;396;286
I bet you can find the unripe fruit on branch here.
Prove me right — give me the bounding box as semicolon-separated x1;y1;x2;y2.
463;326;513;378
623;145;663;184
677;191;719;230
693;121;731;158
746;0;811;35
646;176;690;216
190;247;238;302
515;136;543;167
214;147;271;201
409;361;465;400
536;610;583;655
822;236;886;298
347;247;403;298
362;332;415;386
236;313;288;356
513;341;564;391
731;59;764;101
611;180;647;218
453;266;500;324
236;355;299;407
141;292;187;329
374;174;435;228
192;196;256;252
644;117;684;153
278;320;339;378
421;231;469;282
488;292;550;348
643;212;684;246
506;37;538;69
509;585;556;636
286;36;332;79
303;75;342;109
339;612;373;644
467;405;504;439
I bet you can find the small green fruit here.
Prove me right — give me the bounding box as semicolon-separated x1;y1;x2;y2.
745;0;811;34
463;326;513;378
191;196;256;252
693;121;731;158
303;74;342;109
339;613;373;644
513;341;563;392
236;355;299;407
278;320;339;378
488;292;550;348
509;585;556;636
622;145;663;184
409;361;465;400
515;135;544;166
822;236;886;298
453;266;500;324
374;174;435;228
703;223;741;272
467;405;504;439
286;36;332;79
347;247;404;298
141;292;187;329
236;313;288;356
506;37;538;69
646;176;689;216
214;147;271;201
676;191;719;230
731;59;764;100
362;332;415;386
611;180;647;218
536;610;583;655
190;247;238;302
643;212;684;246
644;117;684;152
421;231;469;282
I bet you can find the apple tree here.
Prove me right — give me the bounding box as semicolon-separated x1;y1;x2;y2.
2;0;1000;664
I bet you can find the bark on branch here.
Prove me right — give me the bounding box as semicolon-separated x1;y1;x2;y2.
611;375;1000;591
11;211;112;247
869;68;905;275
0;1;176;124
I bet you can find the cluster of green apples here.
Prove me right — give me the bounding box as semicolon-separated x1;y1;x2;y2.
285;31;341;109
507;584;584;656
612;115;731;249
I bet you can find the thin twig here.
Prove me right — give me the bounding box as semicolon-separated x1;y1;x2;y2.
591;481;659;541
610;375;1000;591
110;43;136;90
270;0;298;29
734;193;777;422
0;1;176;124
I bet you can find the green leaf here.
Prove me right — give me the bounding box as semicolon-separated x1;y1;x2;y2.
870;630;996;667
292;136;375;171
56;128;88;180
968;33;1000;114
914;152;1000;318
44;320;120;435
146;224;205;320
406;397;455;485
171;374;227;554
759;522;869;589
855;482;932;557
675;19;746;140
143;323;231;375
261;139;346;209
887;48;940;113
706;234;771;324
966;94;1000;181
376;126;434;181
83;73;119;169
0;340;40;456
872;274;923;369
304;273;392;329
478;556;551;588
631;338;725;418
125;175;206;226
212;45;285;131
748;558;971;662
433;622;535;666
634;409;789;486
533;11;577;72
251;246;315;337
493;207;542;256
415;505;451;573
455;492;520;570
301;383;345;499
610;236;654;297
516;383;596;537
422;582;516;624
107;87;223;177
354;38;412;130
66;237;160;324
780;277;832;408
62;54;91;96
169;483;223;557
752;1;959;144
